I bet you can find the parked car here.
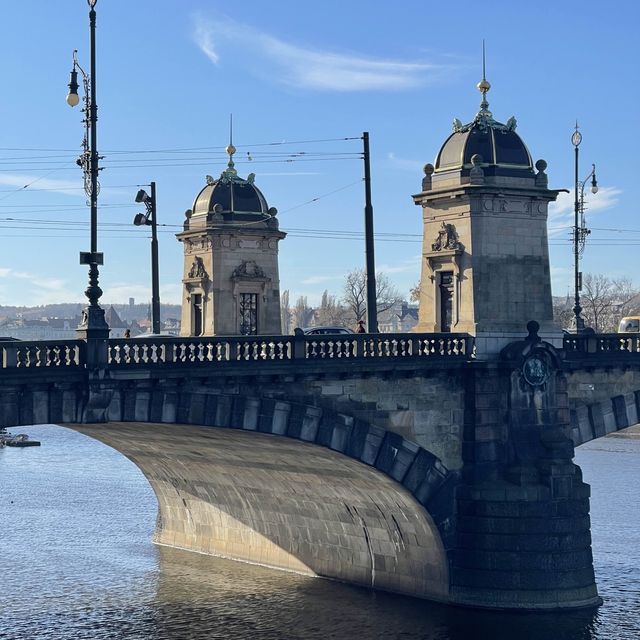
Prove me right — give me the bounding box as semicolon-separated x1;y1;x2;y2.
618;316;640;333
301;326;354;335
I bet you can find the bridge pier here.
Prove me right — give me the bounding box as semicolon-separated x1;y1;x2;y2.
450;324;601;609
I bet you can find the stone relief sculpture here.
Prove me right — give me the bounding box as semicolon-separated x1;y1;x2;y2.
188;256;207;279
232;260;266;279
431;222;463;252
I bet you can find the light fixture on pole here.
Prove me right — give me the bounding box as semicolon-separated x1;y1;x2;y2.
134;183;161;335
571;123;598;333
66;0;108;342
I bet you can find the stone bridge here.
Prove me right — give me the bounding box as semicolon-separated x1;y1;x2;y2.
2;328;640;610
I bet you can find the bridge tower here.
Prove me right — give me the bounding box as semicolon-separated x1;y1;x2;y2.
413;72;562;353
176;142;286;337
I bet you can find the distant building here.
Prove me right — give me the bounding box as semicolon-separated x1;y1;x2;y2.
104;306;128;338
0;317;79;341
379;303;419;333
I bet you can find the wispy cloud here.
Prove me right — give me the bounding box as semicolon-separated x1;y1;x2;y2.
387;152;424;174
192;14;452;92
548;186;622;237
0;267;77;305
193;21;219;64
377;256;421;275
0;174;81;196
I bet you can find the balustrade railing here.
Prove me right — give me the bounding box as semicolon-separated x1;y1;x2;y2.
108;335;294;366
304;333;471;359
107;332;473;367
0;339;85;369
563;333;640;355
0;332;473;372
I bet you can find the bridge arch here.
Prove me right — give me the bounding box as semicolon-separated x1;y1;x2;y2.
571;390;640;446
70;420;450;602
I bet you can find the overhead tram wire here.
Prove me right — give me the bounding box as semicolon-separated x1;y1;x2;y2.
0;136;362;155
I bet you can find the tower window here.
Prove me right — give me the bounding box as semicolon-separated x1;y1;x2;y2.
239;293;258;335
439;271;454;332
192;293;203;336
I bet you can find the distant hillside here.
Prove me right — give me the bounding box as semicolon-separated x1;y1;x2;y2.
0;302;181;322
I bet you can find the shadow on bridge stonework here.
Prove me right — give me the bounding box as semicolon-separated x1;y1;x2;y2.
70;422;451;602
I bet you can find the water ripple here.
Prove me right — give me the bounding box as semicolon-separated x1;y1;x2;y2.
1;425;638;639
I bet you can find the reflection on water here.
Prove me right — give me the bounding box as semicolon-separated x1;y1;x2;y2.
0;425;638;639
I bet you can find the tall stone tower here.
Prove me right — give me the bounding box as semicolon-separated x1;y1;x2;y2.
176;144;286;337
412;73;562;351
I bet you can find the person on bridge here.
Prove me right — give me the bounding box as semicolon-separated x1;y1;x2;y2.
356;320;366;333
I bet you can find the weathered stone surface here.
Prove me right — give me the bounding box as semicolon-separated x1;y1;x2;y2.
71;422;449;602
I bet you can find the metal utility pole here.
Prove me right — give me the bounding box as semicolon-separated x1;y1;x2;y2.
572;127;583;332
362;132;378;333
134;182;161;334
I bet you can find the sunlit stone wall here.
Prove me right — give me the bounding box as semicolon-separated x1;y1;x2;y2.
72;422;450;602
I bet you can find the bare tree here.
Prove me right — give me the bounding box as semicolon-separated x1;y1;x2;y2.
342;268;402;323
581;273;616;332
409;281;421;303
612;277;640;320
556;275;640;332
552;296;574;330
292;295;314;330
317;290;349;326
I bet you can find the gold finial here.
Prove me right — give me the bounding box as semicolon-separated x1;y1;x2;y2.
225;113;236;168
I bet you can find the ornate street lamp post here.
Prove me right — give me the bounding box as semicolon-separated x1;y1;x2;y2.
133;183;161;335
571;124;598;332
66;0;109;346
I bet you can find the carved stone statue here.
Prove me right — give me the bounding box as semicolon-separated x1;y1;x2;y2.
431;222;463;252
188;256;207;279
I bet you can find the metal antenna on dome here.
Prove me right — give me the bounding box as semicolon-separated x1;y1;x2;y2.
482;40;486;82
225;113;236;170
477;40;492;117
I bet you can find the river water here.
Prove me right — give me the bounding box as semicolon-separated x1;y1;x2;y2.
1;425;639;640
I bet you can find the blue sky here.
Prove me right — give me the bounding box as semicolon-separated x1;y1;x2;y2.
0;0;637;307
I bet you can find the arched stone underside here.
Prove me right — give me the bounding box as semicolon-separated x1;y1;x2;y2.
70;422;450;602
571;390;640;446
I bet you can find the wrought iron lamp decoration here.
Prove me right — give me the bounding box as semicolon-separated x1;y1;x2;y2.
65;0;107;334
571;124;599;332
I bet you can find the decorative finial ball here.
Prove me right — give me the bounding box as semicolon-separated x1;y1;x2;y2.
225;144;236;156
477;78;491;93
423;163;435;176
535;159;547;172
470;154;483;167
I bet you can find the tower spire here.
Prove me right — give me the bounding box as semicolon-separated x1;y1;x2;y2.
476;40;491;117
225;113;236;171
